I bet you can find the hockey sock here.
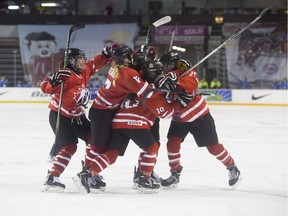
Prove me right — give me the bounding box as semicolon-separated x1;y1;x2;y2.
50;144;77;177
137;141;160;172
89;149;119;176
140;142;159;177
166;136;183;170
137;151;145;171
84;145;106;166
206;143;235;167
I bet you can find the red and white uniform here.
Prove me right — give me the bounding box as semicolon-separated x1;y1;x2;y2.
112;88;181;130
40;55;109;118
91;65;150;110
173;68;209;122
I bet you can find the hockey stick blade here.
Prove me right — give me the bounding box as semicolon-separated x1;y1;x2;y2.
152;16;172;27
70;22;85;33
145;16;172;45
258;7;271;18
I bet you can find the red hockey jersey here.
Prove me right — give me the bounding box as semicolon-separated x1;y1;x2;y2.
40;55;109;118
91;65;150;110
112;88;181;130
173;69;209;122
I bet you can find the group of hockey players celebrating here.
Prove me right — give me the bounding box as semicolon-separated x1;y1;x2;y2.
40;42;242;194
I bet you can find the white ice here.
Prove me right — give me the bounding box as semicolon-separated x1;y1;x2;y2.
0;103;287;216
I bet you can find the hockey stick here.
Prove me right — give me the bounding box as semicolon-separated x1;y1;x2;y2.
180;7;271;77
48;22;85;161
142;88;215;108
169;24;178;52
145;15;172;45
154;88;215;96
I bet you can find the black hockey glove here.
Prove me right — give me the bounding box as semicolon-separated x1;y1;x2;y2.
102;46;112;59
49;69;71;87
155;72;178;90
176;90;195;108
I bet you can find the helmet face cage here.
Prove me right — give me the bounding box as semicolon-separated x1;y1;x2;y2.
141;60;163;83
132;52;146;66
162;61;176;73
160;52;180;72
66;48;86;72
112;46;133;66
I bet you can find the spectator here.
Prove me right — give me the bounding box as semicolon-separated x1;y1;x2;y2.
271;79;281;89
210;77;221;89
181;1;187;14
0;76;8;87
21;4;31;14
280;77;288;89
239;76;250;89
102;4;114;15
16;80;23;87
22;79;32;87
198;77;209;89
35;3;45;14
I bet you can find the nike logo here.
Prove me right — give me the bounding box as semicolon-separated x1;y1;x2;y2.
0;91;8;96
251;94;270;100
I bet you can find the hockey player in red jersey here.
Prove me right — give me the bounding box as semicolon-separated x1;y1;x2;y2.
40;48;110;192
131;45;163;184
73;60;194;194
83;45;155;191
156;52;242;189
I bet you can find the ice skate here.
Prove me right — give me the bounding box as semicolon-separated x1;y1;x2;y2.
161;166;183;189
137;176;160;194
89;174;106;193
132;166;141;189
151;171;163;183
133;166;162;189
72;166;91;195
42;171;65;193
227;165;242;189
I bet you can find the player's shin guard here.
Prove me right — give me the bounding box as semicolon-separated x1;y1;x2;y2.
84;145;106;166
206;143;235;167
50;144;77;177
139;143;159;177
166;136;182;170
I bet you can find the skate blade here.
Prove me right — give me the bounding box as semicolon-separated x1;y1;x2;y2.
132;183;139;190
160;184;178;190
72;175;89;195
89;188;100;194
137;187;159;194
42;185;64;193
90;186;105;193
231;175;243;190
99;186;105;192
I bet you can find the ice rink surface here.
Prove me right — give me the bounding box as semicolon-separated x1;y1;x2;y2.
0;103;287;216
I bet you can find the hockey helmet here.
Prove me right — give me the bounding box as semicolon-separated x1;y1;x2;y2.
141;60;163;83
160;52;180;63
66;48;87;72
111;45;133;66
132;51;146;68
146;46;157;60
159;52;181;72
177;59;192;72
